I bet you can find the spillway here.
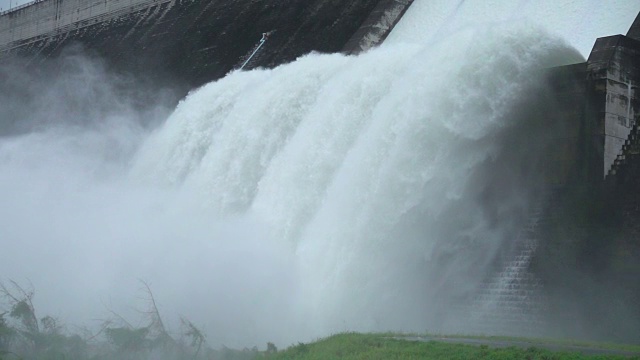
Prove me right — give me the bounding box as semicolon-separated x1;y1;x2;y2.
0;0;414;89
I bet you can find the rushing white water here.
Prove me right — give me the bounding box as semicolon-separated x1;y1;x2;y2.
387;0;640;58
0;0;627;349
130;22;580;342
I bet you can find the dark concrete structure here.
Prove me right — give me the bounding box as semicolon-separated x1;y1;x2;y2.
342;0;414;54
464;15;640;342
0;0;413;89
628;12;640;41
587;35;640;181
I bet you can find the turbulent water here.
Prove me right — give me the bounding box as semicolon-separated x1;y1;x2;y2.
0;0;622;349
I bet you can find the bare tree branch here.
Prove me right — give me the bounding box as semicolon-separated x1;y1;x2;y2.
139;280;167;337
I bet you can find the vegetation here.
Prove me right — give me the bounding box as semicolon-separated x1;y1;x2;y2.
265;333;639;360
428;334;640;354
0;281;637;359
0;280;255;360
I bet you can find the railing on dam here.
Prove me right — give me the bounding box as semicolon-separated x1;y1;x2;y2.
0;0;45;17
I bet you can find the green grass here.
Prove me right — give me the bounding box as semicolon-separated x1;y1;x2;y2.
401;332;640;354
422;333;640;354
265;333;640;360
2;280;638;359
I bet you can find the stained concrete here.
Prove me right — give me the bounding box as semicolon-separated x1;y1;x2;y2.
0;0;414;89
628;11;640;41
342;0;414;54
586;35;640;179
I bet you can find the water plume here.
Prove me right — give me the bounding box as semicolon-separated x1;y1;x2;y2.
0;0;595;350
130;22;581;342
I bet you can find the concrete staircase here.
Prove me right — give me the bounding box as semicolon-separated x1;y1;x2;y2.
607;122;640;179
606;121;640;238
465;194;550;336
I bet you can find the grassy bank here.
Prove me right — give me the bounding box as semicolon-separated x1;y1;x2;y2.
2;281;638;359
265;333;640;360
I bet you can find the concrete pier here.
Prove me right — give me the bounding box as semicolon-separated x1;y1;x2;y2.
342;0;414;54
586;35;640;180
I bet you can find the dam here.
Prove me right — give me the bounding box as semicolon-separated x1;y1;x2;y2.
0;0;414;88
0;0;639;347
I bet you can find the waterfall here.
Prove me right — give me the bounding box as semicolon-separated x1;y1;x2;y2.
130;21;580;342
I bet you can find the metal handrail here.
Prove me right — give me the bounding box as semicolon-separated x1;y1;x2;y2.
0;0;46;17
239;32;270;70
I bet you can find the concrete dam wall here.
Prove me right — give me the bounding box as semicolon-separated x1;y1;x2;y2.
0;0;413;88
